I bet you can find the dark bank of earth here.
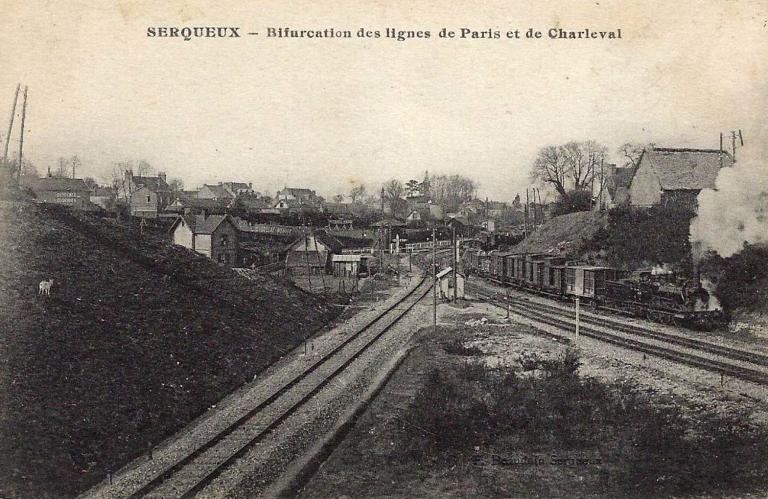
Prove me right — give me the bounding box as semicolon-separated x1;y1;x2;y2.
0;202;338;498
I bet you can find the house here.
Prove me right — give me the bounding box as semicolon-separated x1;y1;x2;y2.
30;177;91;209
90;186;116;211
628;148;733;210
436;267;465;300
277;187;320;205
285;231;343;276
170;214;239;267
274;198;317;214
481;219;496;233
406;208;426;224
599;165;634;209
167;197;233;215
197;184;236;201
331;254;363;277
220;182;255;197
126;171;172;218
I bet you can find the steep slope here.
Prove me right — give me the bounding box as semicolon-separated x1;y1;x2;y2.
0;202;337;498
511;210;608;256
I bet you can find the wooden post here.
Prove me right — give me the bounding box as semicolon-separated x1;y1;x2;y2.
311;228;326;293
16;86;28;185
575;297;580;341
452;226;457;301
3;84;20;163
433;228;437;333
524;188;530;236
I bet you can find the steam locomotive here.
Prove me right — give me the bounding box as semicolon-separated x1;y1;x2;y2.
462;249;724;329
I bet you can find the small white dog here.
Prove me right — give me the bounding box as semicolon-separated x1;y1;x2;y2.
38;279;54;296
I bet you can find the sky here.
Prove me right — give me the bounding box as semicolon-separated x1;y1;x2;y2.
0;0;766;201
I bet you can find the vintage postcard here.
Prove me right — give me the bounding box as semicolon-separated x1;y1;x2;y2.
1;1;767;497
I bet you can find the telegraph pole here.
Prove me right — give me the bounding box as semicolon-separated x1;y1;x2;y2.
16;86;28;185
452;225;457;302
3;84;20;164
433;227;437;333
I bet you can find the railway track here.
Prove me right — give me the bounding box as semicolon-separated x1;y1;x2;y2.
469;285;768;386
472;283;768;368
86;276;433;499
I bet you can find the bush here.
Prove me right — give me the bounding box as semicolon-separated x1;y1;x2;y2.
400;349;768;496
551;189;593;216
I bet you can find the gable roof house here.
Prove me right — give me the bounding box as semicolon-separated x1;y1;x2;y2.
285;231;344;276
30;177;91;209
198;184;236;201
628;148;733;210
170;214;240;267
126;170;172;218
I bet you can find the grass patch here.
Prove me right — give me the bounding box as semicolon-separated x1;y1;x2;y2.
398;349;768;497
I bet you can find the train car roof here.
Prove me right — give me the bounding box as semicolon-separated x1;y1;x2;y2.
566;265;615;271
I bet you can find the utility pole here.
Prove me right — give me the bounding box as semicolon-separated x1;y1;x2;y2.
433;228;437;333
452;225;457;302
17;86;28;185
380;187;385;276
3;84;20;164
524;188;529;237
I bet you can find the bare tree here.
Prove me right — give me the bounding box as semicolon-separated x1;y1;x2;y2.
55;157;69;178
349;184;366;204
168;177;184;194
561;141;606;192
332;194;344;204
531;141;607;201
382;179;407;217
429;174;478;212
531;145;569;200
618;142;653;169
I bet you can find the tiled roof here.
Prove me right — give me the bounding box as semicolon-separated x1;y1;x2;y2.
193;214;231;234
202;184;235;199
639;148;733;191
132;175;170;192
32;177;90;192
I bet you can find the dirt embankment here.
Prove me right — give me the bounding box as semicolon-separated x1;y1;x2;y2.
511;210;607;257
0;203;338;498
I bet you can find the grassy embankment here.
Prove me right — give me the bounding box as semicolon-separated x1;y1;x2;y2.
303;321;768;498
0;202;339;498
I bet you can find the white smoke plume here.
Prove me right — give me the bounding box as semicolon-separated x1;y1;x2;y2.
690;137;768;259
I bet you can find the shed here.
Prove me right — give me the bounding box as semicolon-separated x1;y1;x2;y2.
331;254;363;277
436;267;465;300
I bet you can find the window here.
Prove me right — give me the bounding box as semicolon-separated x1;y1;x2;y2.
221;234;229;246
147;196;151;202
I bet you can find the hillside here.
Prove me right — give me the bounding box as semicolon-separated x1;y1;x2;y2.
510;210;608;256
0;202;338;498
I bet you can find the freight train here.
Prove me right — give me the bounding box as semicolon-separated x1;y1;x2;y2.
462;249;724;329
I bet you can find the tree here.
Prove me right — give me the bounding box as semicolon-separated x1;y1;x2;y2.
332;194;344;204
405;179;420;196
511;193;522;209
551;189;593;216
349;184;366;204
531;141;607;201
382;179;407;218
70;155;81;178
429;174;478;212
55;157;69;178
168;177;184;194
618;142;654;169
83;177;98;190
